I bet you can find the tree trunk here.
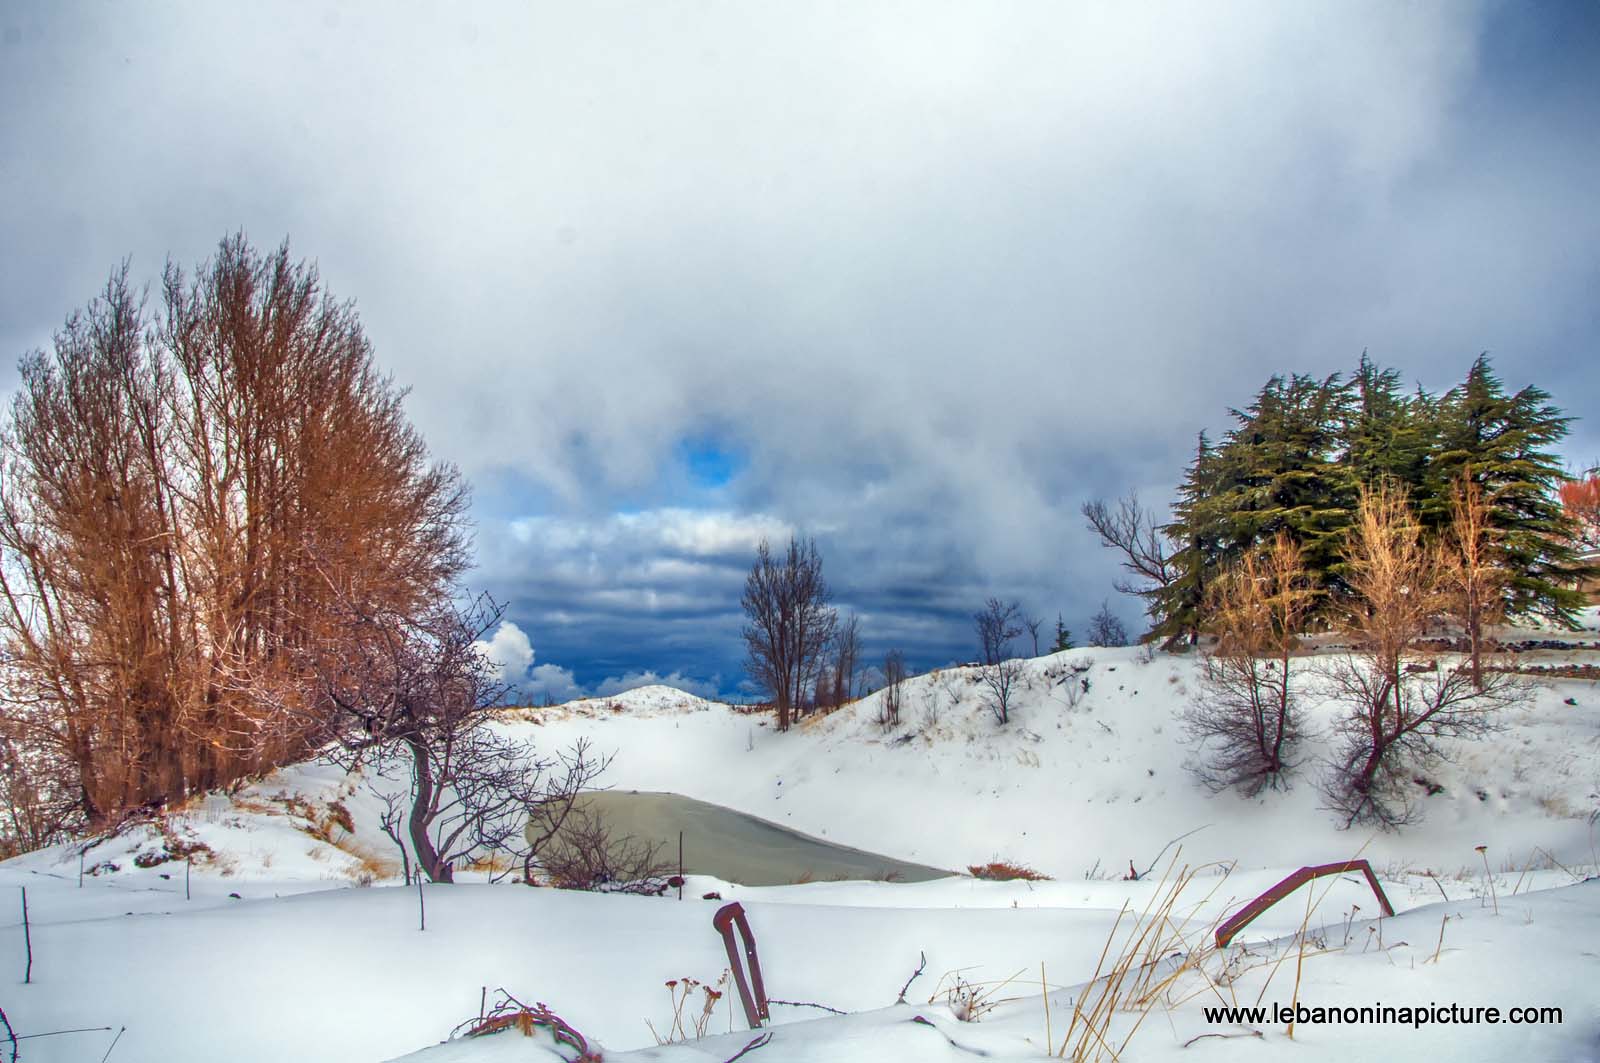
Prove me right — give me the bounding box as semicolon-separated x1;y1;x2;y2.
405;736;452;882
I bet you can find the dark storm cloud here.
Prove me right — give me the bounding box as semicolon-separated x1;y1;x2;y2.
4;2;1598;696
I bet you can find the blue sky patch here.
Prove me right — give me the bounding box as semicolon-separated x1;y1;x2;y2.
678;435;746;489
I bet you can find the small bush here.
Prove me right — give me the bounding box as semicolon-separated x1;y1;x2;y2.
967;860;1051;881
539;805;673;894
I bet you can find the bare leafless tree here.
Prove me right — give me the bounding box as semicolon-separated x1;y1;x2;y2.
1023;614;1044;657
978;656;1026;725
1086;600;1129;647
831;611;862;708
312;593;603;882
974;598;1025;724
1082;494;1179;601
741;537;837;731
1443;470;1508;690
879;650;906;729
975;598;1023;666
518;738;610;882
372;786;415;885
1319;483;1527;828
1184;533;1314;795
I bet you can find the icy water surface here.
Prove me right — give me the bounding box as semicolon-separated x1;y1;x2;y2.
549;790;954;886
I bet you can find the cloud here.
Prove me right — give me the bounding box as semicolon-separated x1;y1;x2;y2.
508;510;792;560
522;663;585;705
473;620;534;683
472;620;583;703
5;2;1598;687
472;619;720;703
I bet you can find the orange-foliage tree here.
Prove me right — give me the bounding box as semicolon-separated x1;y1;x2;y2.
1444;470;1508;689
1560;474;1600;548
1320;483;1524;827
1184;532;1316;795
0;236;469;832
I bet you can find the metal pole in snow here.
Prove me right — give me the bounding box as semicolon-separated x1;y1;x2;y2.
20;886;31;984
679;831;684;900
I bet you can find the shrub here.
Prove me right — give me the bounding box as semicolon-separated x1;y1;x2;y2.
879;650;907;729
1183;533;1313;795
967;859;1051;881
1319;483;1528;827
538;804;673;894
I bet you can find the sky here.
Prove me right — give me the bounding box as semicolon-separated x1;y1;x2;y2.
3;1;1599;701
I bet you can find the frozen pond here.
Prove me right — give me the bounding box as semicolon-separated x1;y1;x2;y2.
559;790;954;887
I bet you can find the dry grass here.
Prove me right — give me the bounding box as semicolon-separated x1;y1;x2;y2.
928;968;1028;1023
1053;857;1229;1060
461;851;517;874
327;835;399;883
968;860;1051;881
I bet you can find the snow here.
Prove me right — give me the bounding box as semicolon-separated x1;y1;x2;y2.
2;638;1597;1062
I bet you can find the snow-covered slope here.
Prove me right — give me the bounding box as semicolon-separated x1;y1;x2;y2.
516;646;1600;878
1;637;1596;1062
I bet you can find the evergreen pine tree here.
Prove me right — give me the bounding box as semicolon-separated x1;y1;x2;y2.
1156;433;1227;645
1151;353;1590;637
1424;355;1593;624
1051;614;1074;653
1344;353;1436;493
1158;375;1351;641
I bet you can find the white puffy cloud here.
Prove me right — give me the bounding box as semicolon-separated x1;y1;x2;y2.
473;620;583;704
472;620;534;683
472;619;719;703
521;663;585;705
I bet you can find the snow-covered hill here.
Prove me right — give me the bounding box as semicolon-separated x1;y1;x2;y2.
517;644;1600;878
1;632;1596;1062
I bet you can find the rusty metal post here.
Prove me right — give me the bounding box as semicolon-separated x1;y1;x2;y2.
1215;859;1395;948
713;902;770;1029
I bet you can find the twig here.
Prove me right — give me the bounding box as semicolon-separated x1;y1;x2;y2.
768;998;846;1015
14;1027;113;1040
723;1031;773;1062
1182;1030;1263;1048
417;876;425;931
0;1006;16;1063
896;950;928;1004
100;1026;127;1062
1136;825;1210;880
1426;871;1449;903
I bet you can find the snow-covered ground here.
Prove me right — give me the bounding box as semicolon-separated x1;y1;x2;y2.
2;628;1597;1062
